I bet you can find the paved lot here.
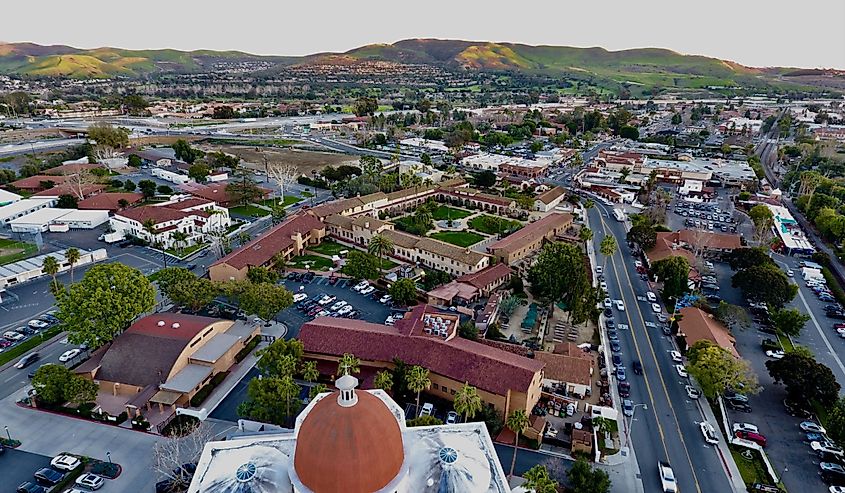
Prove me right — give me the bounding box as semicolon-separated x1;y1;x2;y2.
2;448;51;491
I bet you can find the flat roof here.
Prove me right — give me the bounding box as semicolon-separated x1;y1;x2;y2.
0;198;54;220
190;333;242;363
9;208;70;225
0;248;85;279
160;364;212;393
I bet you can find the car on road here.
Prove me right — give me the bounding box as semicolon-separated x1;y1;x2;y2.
735;430;767;447
646;291;657;302
685;386;701;400
617;323;630;331
618;381;631;398
675;365;688;378
813;441;845;461
632;360;643;375
600;281;608;291
50;454;82;471
724;390;749;403
623;399;634;417
700;421;719;444
603;308;613;318
59;349;82;362
616;367;627;381
446;411;458;424
670;350;682;363
75;473;105;490
614;300;625;311
732;422;759;434
658;461;678;493
644;321;656;329
801;421;827;434
596;266;603;275
726;400;752;413
34;468;64;485
765;349;785;359
603;298;612;309
16;483;45;493
607;330;619;341
827;485;845;493
15;353;40;369
651;303;662;313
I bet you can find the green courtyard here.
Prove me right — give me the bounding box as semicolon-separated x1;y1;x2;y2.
289;255;334;271
468;215;522;235
429;231;486;247
0;238;38;265
228;204;270;217
307;240;348;256
431;205;473;221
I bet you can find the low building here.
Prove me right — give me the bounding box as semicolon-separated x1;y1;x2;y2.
152;167;192;185
676;307;739;357
32;183;106;199
0;248;106;290
0;189;22;206
535;343;594;399
110;198;230;249
534;186;567;212
766;203;815;255
8;175;70;193
399;137;449;153
437;187;516;216
10;208;109;233
487;213;573;264
179;183;271;208
0;198;56;225
209;213;325;282
299;304;545;419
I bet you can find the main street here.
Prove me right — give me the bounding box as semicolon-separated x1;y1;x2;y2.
587;201;736;493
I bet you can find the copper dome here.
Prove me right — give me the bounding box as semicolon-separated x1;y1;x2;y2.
294;390;405;492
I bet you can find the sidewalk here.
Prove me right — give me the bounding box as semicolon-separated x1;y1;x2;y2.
699;397;747;493
188;340;265;415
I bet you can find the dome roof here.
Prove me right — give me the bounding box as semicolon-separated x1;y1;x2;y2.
294;389;405;492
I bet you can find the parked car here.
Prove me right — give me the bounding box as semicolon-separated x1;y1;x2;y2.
3;331;24;341
616;367;627;381
623;399;634;417
360;286;375;295
813;441;845;461
27;320;49;329
820;462;845;485
14;353;39;369
700;422;719;444
50;454;81;472
446;411;458;424
317;295;336;306
15;327;36;336
801;421;827;434
735;430;767;447
75;473;105;490
16;483;45;493
618;381;631;398
292;293;308;303
646;291;657;302
670;350;682;363
765;350;785;359
336;305;354;316
420;402;434;417
34;467;64;485
732;422;759;434
329;300;347;311
651;303;662;313
603;298;612;309
675;365;688;378
59;349;82;362
612;354;623;367
610;341;621;353
685;386;701;400
379;294;392;304
726;400;752;413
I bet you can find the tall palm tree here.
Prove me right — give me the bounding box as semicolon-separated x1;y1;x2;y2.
374;370;393;394
367;234;394;276
301;360;319;383
171;231;189;256
42;255;59;293
579;226;594;250
506;409;529;480
65;247;80;283
405;365;431;412
599;235;618;269
336;353;360;376
453;382;483;423
238;231;251;247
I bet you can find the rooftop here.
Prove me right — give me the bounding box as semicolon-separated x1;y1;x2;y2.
678;307;739;358
488;212;573;254
213;213;324;270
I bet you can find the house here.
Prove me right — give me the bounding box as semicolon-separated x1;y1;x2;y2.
534;343;594;398
676;307;739;357
646;230;741;265
78;192;144;212
127;148;178;167
179;183;271;207
110;197;230;249
8;175;70;193
75;314;260;425
299;304;545;420
487;213;573;264
209;213;325;282
32;183;106;199
534;186;567;212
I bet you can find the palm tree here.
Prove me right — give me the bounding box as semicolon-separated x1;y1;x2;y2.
301;360;319;383
171;231;189;256
337;353;360;375
453;382;483;423
374;370;393;394
405;365;431;412
506;409;529;480
142;218;167;268
65;247;80;283
579;226;594;250
309;383;328;400
42;255;59;293
238;231;251;246
599;235;618;269
367;234;394;277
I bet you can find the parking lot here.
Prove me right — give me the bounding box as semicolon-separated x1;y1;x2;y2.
3;448;52;491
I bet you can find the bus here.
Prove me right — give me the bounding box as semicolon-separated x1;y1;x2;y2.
613;208;625;222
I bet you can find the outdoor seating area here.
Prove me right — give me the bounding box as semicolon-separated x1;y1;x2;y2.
551;320;579;342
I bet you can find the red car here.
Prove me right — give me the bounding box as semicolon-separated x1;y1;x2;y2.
834;323;845;329
735;430;767;447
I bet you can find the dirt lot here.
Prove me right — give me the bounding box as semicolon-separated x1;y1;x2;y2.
199;144;359;176
0;128;65;144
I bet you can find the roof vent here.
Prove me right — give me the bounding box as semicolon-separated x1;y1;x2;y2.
172;323;181;329
157;320;166;327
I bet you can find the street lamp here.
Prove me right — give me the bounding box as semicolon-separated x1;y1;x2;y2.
106;451;111;465
4;425;10;441
625;403;648;446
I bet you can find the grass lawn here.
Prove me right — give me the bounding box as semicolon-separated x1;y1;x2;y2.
729;446;776;486
260;196;301;208
0;238;37;265
165;243;207;259
378;257;398;270
228;204;270;217
289;255;334;271
300;191;314;198
307;240;348;256
468;215;522;235
431;205;473;221
429;231;486;247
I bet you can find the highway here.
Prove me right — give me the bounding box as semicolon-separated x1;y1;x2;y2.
588;201;735;493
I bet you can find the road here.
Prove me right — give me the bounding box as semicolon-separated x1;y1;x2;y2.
0;137;85;157
588;201;734;493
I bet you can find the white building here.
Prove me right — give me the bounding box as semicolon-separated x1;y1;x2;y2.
110;198;230;249
0;198;56;226
399;138;449;153
0;248;107;290
152;168;193;185
9;208;109;233
0;189;22;206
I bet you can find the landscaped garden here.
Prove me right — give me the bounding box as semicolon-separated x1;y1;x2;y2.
307;240;348;256
431;205;473;221
228;204;270;217
260;196;302;208
468;215;522;235
289;255;334;271
429;231;486;247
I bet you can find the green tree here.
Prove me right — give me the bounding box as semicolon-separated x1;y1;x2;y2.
42;255;60;293
406;415;444;427
341;250;380;280
731;264;796;309
65;247;80;283
270;252;287;273
749;204;774;244
170;231;188;256
64;375;99;405
686;341;759;399
567;458;612;493
246;266;279;284
155;267;219;312
671;112;682;125
127;155;142;168
826;397;845;445
300;359;319;383
367;234;394;276
188;163;210;183
309;383;329;401
239;282;293;322
458;320;479;340
31;364;74;405
626;222;657;250
453;383;483;423
767;352;841;406
55;264;155;347
157;185;174;195
506;409;529;479
406;365;431;411
172;139;204;164
374;370;394;393
651;256;690;301
599;235;617;263
528;242;593;324
57;194;78;209
619;125;639;140
337;353;361;375
770;307;811;337
523;464;559;493
256;338;304;378
388;278;418;306
138;179;157;198
353;96;378;117
87;123;129;150
474;170;497;188
725;247;774;271
238;375;301;425
578;226;594;247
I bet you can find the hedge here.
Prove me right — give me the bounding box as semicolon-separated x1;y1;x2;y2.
235;336;260;363
190;371;229;407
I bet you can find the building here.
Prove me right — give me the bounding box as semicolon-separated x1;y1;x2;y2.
179;183;271;207
299;304;545;420
10;208;109;233
127;148;178;167
437;187;516;216
534;343;594;399
209;213;325;282
151;167;192;185
110;198;230;249
766;203;815;255
648;230;742;262
0;198;57;226
534;186;567;212
0;248;106;291
0;188;22;206
399;137;449;153
676;307;739;357
32;183;106;199
76;314;260;425
427;263;513;306
78;192;144;212
8;175;70;193
188;374;511;493
487;213;573;264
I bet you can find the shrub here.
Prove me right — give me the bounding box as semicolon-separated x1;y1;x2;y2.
190;371;230;407
235;336;260;363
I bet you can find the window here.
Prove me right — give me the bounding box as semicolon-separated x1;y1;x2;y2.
451;389;456;396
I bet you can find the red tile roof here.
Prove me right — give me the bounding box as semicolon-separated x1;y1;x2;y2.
299;307;544;396
535;186;566;205
677;229;741;250
647;232;697;264
678;307;739;358
9;175;69;189
32;184;106;197
488;212;573;254
456;262;512;290
117;205;192;225
534;351;592;386
127;313;221;341
163;198;213;210
78;192;143;211
212;213;324;270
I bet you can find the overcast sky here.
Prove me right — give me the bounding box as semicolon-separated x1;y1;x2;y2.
3;1;844;69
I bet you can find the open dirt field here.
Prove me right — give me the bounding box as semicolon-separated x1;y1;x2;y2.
199;144;359;176
0;128;65;144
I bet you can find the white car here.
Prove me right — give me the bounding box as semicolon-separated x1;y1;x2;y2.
658;461;678;493
699;421;719;444
603;298;612;309
420;402;434;417
685;385;701;400
336;305;354;316
446;411;458;424
596;266;603;275
670;350;683;363
812;441;845;458
786;269;794;277
765;350;785;359
617;323;630;331
50;454;82;471
3;331;24;341
293;292;308;302
59;348;82;362
800;421;826;434
317;295;336;305
600;281;608;291
352;281;369;292
644;321;657;329
829;486;845;493
675;364;688;378
646;291;657;302
75;473;105;490
379;294;392;304
732;422;759;434
615;300;625;311
329;300;348;311
28;319;49;329
360;286;375;295
651;303;662;313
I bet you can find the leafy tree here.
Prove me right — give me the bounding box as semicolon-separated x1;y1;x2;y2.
626;222;657;250
32;364;97;406
420;153;432;166
715;301;751;331
725;247;774;271
256;338;304;378
246;266;279;284
353;96;378;117
406;415;444;427
188;163;210;183
826;397;845;444
87;123;129;149
567;458;612;493
341;250;380;280
458;320;479;340
686;341;759;399
749;204;774;243
55;263;155;347
56;194;78;209
579;226;594;246
122;94;148;115
651;256;690;301
65;247;81;283
474;170;497;188
389;278;418;306
309;383;329;401
127;154;142;168
406;365;431;411
528;242;593;323
155;267;219;312
337;353;361;375
374;370;394;393
172;139;204;164
453;383;483;423
238;375;301;425
64;375;99;405
599;235;617;262
523;464;559;493
506;409;529;479
731;264;796;309
767;352;841;406
212;106;236;119
770;307;811;337
138;179;157;198
301;360;319;383
619;125;639;140
123;180;137;192
157;185;174;195
239;282;293;322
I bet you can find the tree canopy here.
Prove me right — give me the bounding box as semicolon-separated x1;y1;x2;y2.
731;264;796;309
341;250;381;280
767;352;841;406
626;222;657;250
32;364;98;406
528;242;594;324
651;256;690;301
388;278;418;306
156;267;219;312
725;247;774;271
769;307;811;337
686;340;759;399
567;458;612;493
239;282;294;321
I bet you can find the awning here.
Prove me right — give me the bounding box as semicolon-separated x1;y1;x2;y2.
150;390;182;406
